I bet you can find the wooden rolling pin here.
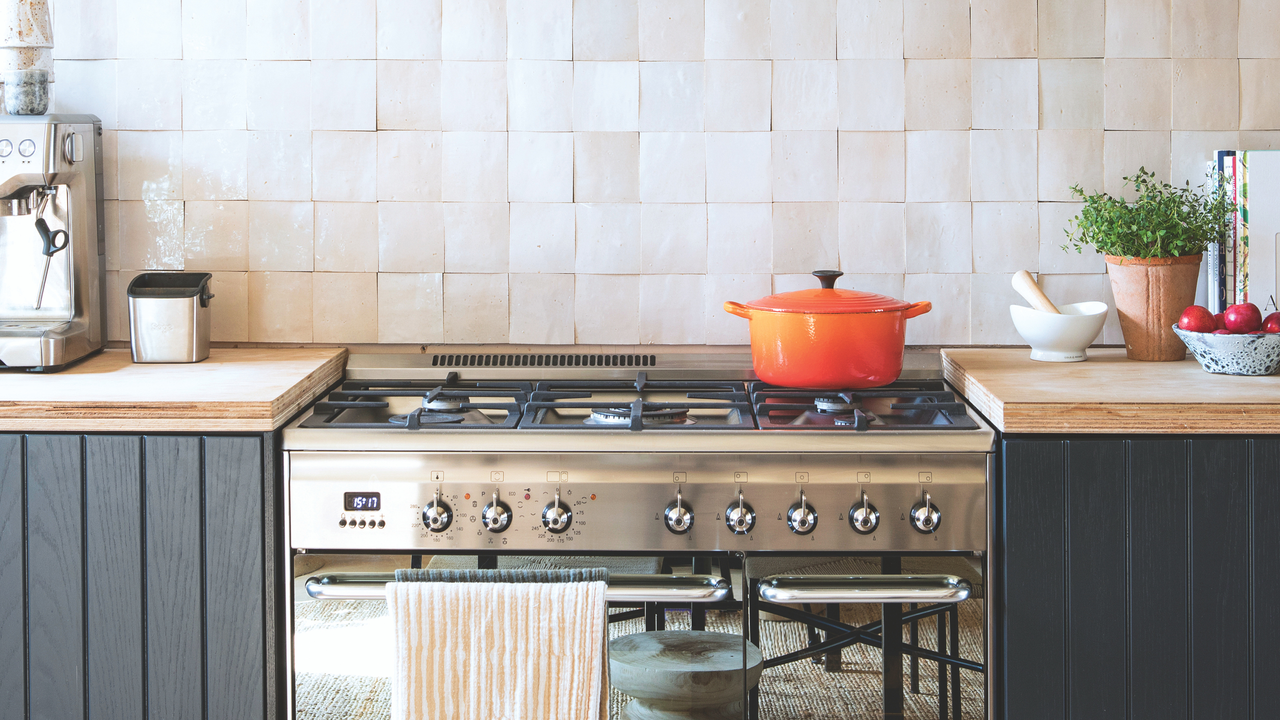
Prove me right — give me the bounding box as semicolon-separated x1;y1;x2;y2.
1011;270;1060;314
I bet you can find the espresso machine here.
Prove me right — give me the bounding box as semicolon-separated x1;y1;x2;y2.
0;114;105;371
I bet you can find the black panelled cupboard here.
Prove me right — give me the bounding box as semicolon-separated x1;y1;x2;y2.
0;433;285;720
999;436;1280;719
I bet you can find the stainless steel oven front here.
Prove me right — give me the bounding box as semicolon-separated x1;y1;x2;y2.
283;447;993;720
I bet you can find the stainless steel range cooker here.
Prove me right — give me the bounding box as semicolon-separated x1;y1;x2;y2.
283;351;996;720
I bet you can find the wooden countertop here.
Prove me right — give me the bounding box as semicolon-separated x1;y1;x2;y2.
942;347;1280;434
0;348;346;432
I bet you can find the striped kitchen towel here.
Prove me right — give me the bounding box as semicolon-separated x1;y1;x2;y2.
387;573;609;720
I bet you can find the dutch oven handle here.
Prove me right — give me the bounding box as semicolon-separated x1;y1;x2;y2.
905;301;932;319
724;301;752;319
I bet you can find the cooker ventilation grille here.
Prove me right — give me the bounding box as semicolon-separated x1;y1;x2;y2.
431;354;657;368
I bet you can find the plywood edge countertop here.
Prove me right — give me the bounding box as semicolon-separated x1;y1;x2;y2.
941;347;1280;434
0;348;347;432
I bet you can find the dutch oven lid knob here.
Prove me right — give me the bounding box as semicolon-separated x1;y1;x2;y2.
812;270;843;289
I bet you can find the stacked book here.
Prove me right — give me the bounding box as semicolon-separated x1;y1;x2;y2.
1210;150;1280;314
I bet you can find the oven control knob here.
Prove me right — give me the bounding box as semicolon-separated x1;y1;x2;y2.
664;489;693;534
542;488;572;534
848;490;879;535
725;491;756;535
786;490;817;535
910;491;941;534
482;489;512;533
422;500;452;533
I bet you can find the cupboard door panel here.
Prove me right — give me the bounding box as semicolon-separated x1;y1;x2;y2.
144;437;203;720
1128;440;1189;720
86;436;144;720
1065;441;1127;719
25;435;84;720
1251;439;1280;720
204;436;264;720
0;436;23;713
1189;439;1250;720
1001;439;1066;720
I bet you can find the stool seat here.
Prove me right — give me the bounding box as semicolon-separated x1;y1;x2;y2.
609;631;763;720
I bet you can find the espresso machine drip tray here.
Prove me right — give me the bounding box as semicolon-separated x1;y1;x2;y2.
0;115;105;371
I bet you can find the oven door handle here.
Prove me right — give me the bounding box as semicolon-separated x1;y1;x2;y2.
304;572;733;603
757;574;971;604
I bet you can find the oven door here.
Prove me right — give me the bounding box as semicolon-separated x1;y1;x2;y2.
287;551;985;720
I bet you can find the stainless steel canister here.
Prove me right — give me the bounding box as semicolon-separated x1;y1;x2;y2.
127;273;214;363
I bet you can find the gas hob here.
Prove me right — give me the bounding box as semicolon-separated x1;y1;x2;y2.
284;352;995;555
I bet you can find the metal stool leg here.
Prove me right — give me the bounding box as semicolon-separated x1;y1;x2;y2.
748;577;761;720
801;603;822;664
910;602;920;693
655;603;666;631
692;557;711;631
937;607;948;719
950;604;961;720
824;604;842;671
881;557;904;720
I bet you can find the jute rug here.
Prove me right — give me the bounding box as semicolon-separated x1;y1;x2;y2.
295;596;983;719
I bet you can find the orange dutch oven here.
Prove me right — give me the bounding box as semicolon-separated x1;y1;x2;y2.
724;270;932;389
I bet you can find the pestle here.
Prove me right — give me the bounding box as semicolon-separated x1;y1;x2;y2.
1011;270;1061;314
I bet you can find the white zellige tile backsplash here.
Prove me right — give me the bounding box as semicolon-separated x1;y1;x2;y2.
53;0;1276;345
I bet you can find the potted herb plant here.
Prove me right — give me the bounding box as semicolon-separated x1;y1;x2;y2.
1064;168;1235;361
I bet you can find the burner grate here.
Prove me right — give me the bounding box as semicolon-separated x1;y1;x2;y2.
750;382;977;431
521;397;756;431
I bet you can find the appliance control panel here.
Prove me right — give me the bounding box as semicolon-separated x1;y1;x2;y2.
288;451;988;553
0;123;54;171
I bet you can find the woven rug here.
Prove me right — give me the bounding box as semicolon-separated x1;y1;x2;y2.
295;596;983;719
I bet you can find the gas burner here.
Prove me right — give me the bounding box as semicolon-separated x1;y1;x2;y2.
388;411;466;426
423;398;463;410
585;405;693;426
815;395;859;414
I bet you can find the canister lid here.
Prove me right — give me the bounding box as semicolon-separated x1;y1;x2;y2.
743;270;912;314
128;273;214;306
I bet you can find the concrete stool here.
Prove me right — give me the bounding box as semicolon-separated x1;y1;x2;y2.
609;631;763;720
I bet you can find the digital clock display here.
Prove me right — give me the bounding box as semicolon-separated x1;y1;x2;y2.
343;492;381;512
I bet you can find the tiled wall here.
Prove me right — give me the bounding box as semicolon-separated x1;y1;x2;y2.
47;0;1280;345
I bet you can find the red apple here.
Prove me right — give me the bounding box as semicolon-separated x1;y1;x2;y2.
1178;305;1216;333
1213;329;1233;334
1224;303;1263;333
1214;312;1227;330
1264;312;1280;333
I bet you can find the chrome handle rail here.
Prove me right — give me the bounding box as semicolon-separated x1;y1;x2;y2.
304;572;732;603
757;574;971;604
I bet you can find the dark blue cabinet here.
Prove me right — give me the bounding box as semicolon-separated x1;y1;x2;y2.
0;433;283;720
999;437;1279;719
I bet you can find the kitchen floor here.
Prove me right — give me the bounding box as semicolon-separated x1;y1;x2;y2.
292;557;984;719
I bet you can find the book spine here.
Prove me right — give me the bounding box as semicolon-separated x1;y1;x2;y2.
1240;152;1250;303
1228;154;1238;305
1209;155;1226;312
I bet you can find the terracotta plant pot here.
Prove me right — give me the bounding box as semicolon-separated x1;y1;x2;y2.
1105;254;1202;361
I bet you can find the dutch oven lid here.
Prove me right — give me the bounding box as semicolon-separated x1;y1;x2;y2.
744;271;913;314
